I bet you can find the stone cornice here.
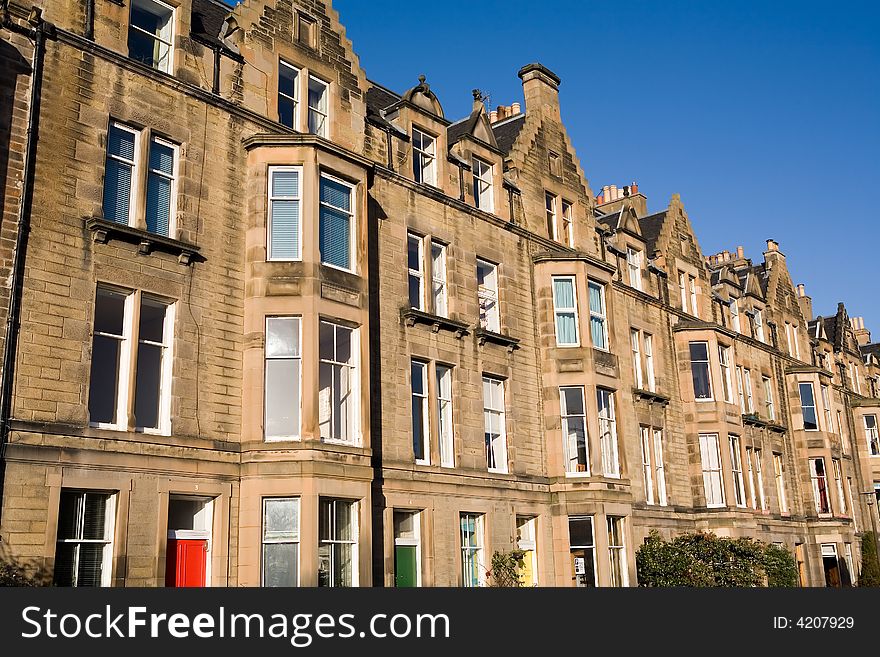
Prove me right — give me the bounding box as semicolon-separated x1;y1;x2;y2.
242;133;375;170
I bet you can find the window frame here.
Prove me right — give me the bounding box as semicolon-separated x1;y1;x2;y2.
689;341;713;402
430;240;448;318
318;173;356;273
587;280;609;351
809;457;831;515
317;498;358;587
128;0;175;73
277;59;300;129
626;247;642;291
654;429;667;506
866;414;880;457
568;515;597;588
631;328;643;390
411;359;430;465
799;382;819;431
561;385;589;476
134;294;175;435
832;458;847;515
607;515;628;587
267;165;304;262
472;156;494;213
552;275;580;347
515;516;538;587
699;433;725;508
436;364;455;468
597;388;619;478
773;453;788;513
318;321;360;445
263;316;303;442
477;258;501;333
411;127;437;186
460;512;485;587
763;376;775;421
393;510;422;588
729;435;746;508
640;426;654;505
261;497;301;587
483;376;508;474
821;384;833;431
53;490;116;587
307;75;330;138
718;345;734;404
644;332;655;392
407;232;426;311
103;121;140;228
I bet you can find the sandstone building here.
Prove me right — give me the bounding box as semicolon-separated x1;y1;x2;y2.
0;0;877;587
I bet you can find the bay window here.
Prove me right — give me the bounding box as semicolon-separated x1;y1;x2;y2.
261;497;300;587
264;317;302;441
561;386;589;474
319;174;355;271
597;388;619;477
318;321;358;444
689;342;712;401
552;276;579;346
699;433;725;507
267;166;302;260
318;499;357;587
588;281;608;350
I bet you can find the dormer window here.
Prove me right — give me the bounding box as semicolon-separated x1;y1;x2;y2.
277;62;330;137
561;200;574;247
472;157;493;212
730;299;741;333
626;247;642;291
412;127;436;185
129;0;174;73
278;61;300;129
754;309;765;342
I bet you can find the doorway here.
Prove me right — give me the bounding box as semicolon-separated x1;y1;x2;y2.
165;496;213;587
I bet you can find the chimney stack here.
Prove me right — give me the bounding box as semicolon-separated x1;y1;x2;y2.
518;62;561;120
852;316;871;346
511;102;521;115
736;245;745;259
796;283;813;322
766;239;779;252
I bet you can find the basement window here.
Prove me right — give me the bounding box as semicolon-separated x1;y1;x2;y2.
53;490;116;587
128;0;174;73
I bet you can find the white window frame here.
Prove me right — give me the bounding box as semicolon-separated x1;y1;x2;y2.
318;321;360;445
277;60;300;129
699;433;725;507
810;457;831;515
799;382;819;431
678;272;687;312
588;281;609;351
318;498;358;587
430;241;448;318
483;376;508;473
477;258;500;333
607;516;628;587
833;458;847;514
644;333;656;392
261;497;300;587
267;165;303;262
561;200;574;247
407;232;425;311
773;453;788;513
412;127;436;185
736;365;746;413
640;427;654;505
307;75;329;137
437;365;455;468
631;329;643;389
719;345;734;403
411;359;430;465
460;513;484;587
689;341;713;402
730;435;746;508
561;386;589;476
743;368;754;414
144;135;178;238
597;388;619;478
626;247;642;291
730;299;741;333
472;157;494;213
318;173;356;273
89;287;135;431
754;309;765;342
821;384;833;432
746;446;757;509
569;515;597;587
866;414;880;457
763;376;775;420
654;429;667;506
53;490;116;587
103;122;140;228
545;192;557;241
515;516;538;587
552;275;580;347
688;275;698;318
128;0;175;73
134;295;174;435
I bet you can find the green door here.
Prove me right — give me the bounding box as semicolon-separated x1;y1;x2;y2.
395;545;418;587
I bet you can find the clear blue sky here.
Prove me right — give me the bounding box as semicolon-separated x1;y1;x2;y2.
232;0;880;333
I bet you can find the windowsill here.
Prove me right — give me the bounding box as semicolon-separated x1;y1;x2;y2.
694;398;716;403
741;414;788;433
633;388;670;405
86;216;202;265
264;436;302;443
474;328;520;352
555;342;581;348
565;471;592;478
487;468;510;475
401;308;470;338
320;438;361;448
320;261;356;275
89;421;171;438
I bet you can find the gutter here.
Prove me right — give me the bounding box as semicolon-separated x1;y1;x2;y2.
0;4;54;527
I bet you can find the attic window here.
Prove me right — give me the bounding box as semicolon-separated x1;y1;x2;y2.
296;11;317;49
549;152;561;178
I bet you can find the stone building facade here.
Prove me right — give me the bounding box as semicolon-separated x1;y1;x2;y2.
0;0;876;587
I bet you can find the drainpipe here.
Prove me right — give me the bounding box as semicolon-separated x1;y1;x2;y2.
0;6;52;527
84;0;94;40
212;45;220;94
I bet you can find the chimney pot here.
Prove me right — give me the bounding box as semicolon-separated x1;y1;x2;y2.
797;283;805;297
766;239;779;252
511;102;521;114
631;182;638;194
736;246;745;259
489;110;498;122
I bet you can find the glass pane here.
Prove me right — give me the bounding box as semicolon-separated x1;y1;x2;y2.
689;342;708;362
556;312;577;344
394;511;416;539
145;171;172;235
319;322;334;361
57;492;82;540
128;28;158;67
89;335;121;424
408;274;422;309
95;289;126;335
139;298;167;343
412;397;426;460
272;169;299;198
53;542;76;586
134;342;162;429
588;283;603;313
149;140;174;175
320;177;351;212
333;543;353;587
82;494;108;540
278;63;298;99
264;498;298;538
561;387;584;415
336;502;353;541
336;326;352;364
318;362;332;438
568;517;593;547
553;278;575;308
319;500;332;541
266;317;299;358
76;544;104;587
319;206;351;269
265;359;300;438
278;97;295;129
102;158;132;225
263;543;297;587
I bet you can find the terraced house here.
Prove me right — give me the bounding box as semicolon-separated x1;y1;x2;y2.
0;0;877;587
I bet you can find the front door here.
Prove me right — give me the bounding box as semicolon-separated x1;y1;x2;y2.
165;538;207;587
395;545;417;587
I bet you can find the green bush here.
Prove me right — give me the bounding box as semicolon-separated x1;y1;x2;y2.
487;549;526;587
859;532;880;587
636;531;798;587
0;562;38;587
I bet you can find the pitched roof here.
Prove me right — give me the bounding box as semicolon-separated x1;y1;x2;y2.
365;82;401;115
491;114;525;154
638;211;665;254
191;0;231;51
596;208;623;231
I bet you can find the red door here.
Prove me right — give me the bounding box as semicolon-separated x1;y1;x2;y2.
165;539;207;587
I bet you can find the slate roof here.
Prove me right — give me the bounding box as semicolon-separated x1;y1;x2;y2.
491;114;526;154
596;208;623;231
191;0;232;51
638;211;665;254
365;82;400;115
